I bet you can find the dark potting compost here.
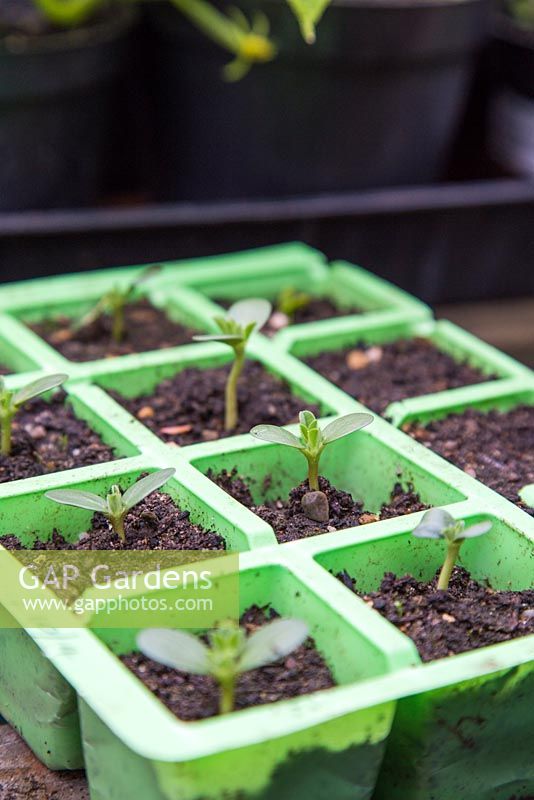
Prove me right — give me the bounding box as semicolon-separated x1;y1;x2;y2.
305;338;494;415
30;299;197;362
210;471;427;543
406;405;534;513
0;490;225;551
0;393;116;484
113;362;319;446
339;566;534;662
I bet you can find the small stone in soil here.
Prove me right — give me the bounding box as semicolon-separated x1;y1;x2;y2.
301;490;330;522
0;392;116;484
121;605;335;721
30;299;197;362
113;361;318;446
208;471;428;543
406;405;534;515
0;491;225;551
338;566;534;662
305;337;495;415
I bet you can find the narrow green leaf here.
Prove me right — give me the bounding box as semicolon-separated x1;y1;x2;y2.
321;413;374;443
519;483;534;507
122;468;176;511
459;521;492;539
13;373;69;407
238;618;309;672
412;508;456;540
45;489;108;513
137;629;210;674
299;410;316;428
285;0;331;43
228;299;272;330
250;424;304;448
193;334;243;343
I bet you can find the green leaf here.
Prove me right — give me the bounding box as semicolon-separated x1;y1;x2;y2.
459;521;492;539
228;299;272;330
137;629;210;674
299;410;317;428
45;489;108;513
321;413;374;443
285;0;331;42
519;483;534;507
249;424;304;448
121;469;176;511
412;508;457;540
13;373;69;407
193;334;243;343
238;618;309;671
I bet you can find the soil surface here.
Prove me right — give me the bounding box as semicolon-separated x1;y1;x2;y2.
0;723;88;800
406;405;534;514
114;361;318;446
210;472;427;543
0;490;225;551
30;299;197;362
214;297;361;336
305;337;494;415
338;566;534;662
121;604;335;721
0;393;116;484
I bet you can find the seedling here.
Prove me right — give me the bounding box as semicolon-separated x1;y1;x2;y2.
77;265;160;344
137;616;309;715
412;509;492;591
250;410;373;491
519;484;534;507
193;299;272;431
0;373;68;456
276;287;312;321
45;468;175;543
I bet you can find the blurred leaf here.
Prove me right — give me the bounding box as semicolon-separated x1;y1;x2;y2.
238;618;309;671
460;521;492;539
412;508;456;539
137;628;210;674
519;483;534;507
13;374;68;407
286;0;331;42
228;298;272;330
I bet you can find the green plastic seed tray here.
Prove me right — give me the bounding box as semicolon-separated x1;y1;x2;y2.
156;245;431;336
31;547;414;800
0;245;530;800
303;508;534;800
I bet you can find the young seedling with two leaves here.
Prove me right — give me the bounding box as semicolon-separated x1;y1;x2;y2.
276;287;312;321
46;468;175;544
251;410;373;522
76;265;161;345
0;374;68;457
137;616;309;715
412;508;492;591
193;299;272;431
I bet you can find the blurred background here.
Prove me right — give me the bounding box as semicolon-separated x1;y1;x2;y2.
0;0;533;363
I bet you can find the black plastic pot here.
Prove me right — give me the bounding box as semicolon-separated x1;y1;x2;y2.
488;12;534;176
0;8;136;212
147;0;490;201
